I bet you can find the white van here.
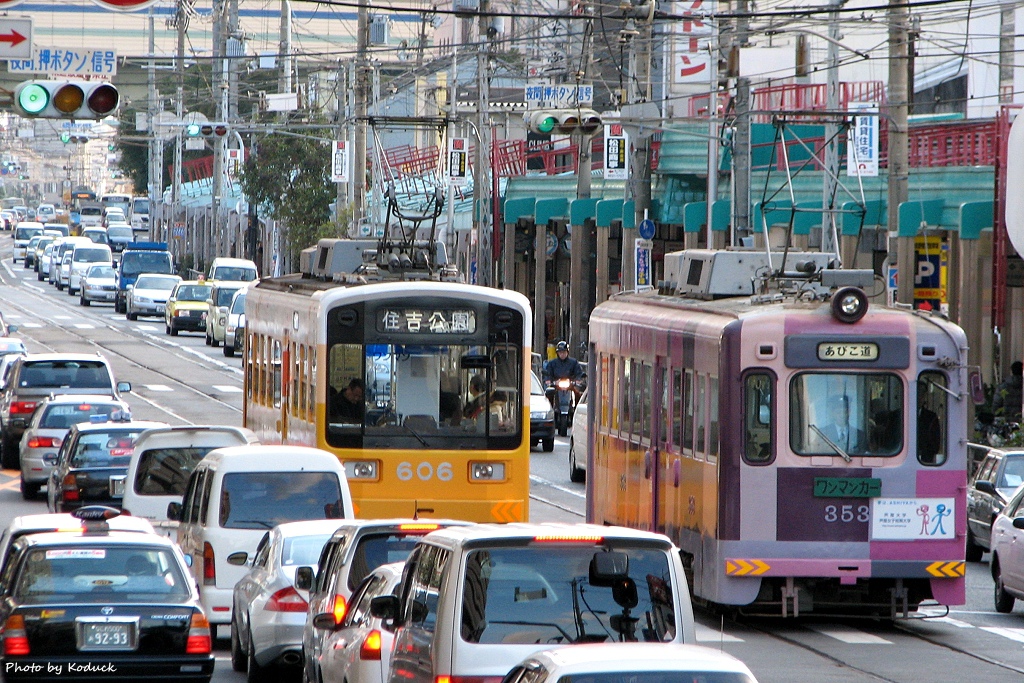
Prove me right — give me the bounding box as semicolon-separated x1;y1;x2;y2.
121;425;259;537
170;445;354;638
208;257;258;283
370;524;696;683
67;242;113;295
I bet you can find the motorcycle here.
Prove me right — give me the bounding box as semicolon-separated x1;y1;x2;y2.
546;376;585;437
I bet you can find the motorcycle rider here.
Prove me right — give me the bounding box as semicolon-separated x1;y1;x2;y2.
543;341;584;386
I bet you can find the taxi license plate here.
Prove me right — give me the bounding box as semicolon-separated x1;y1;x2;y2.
109;475;125;497
77;618;137;651
157;304;165;313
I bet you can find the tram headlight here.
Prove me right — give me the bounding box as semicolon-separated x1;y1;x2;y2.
343;460;379;480
470;462;506;481
830;286;869;324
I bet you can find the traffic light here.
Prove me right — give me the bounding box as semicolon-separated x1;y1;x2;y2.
14;80;119;120
186;122;230;139
525;108;602;136
59;132;90;144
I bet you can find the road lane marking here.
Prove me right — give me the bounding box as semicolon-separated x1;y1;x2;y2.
19;322;42;328
695;623;744;643
137;325;159;331
0;478;21;491
529;474;586;499
212;385;242;393
73;323;94;329
981;627;1024;643
806;625;891;644
144;384;173;392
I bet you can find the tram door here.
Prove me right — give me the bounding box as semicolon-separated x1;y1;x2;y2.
636;358;667;532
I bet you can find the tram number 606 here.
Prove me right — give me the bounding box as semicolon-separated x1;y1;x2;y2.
397;461;454;482
824;504;870;523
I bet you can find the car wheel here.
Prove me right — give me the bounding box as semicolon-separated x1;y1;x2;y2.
212;335;220;348
80;294;90;306
20;478;39;500
68;287;76;296
995;560;1016;613
36;271;43;281
205;330;212;346
542;437;554;453
127;310;137;321
1;432;18;469
165;322;171;335
170;324;179;336
965;528;984;563
230;617;247;672
569;441;585;482
56;281;63;291
224;345;235;357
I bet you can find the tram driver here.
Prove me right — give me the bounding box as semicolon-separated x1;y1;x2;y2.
820;395;866;452
331;378;365;424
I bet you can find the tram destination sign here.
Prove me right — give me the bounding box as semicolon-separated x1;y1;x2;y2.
813;477;881;498
817;342;878;361
378;309;476;334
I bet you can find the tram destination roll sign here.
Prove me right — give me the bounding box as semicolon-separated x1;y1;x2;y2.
378;309;476;334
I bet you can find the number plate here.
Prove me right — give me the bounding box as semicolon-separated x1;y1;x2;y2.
109;475;125;497
813;477;881;498
77;617;138;651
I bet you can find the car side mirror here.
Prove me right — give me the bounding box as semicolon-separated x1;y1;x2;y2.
1014;517;1024;530
295;566;314;591
227;551;248;566
117;381;131;393
312;612;341;631
369;594;400;620
166;501;182;521
206;299;213;305
126;284;133;291
975;480;997;495
7;324;17;333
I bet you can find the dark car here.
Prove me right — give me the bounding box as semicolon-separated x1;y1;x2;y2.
0;353;131;469
0;507;214;682
528;371;555;452
46;419;168;513
966;446;1024;561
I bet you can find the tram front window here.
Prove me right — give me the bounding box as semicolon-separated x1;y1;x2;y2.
327;343;521;448
790;373;903;457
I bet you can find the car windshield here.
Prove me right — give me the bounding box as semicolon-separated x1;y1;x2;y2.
107;227;132;239
133;446;219;496
74;248;109;263
214;267;256;282
81;207;102;217
460;545;676;644
175;285;211;302
219;472;344;529
122;252;171;277
230;293;246;314
69;429;145;468
136;276;179;290
13;545;190;604
84;232;109;244
347;532;422;591
281;533;333;567
87;266;116;279
19;361;111;389
40;403;124;430
215;288;239;306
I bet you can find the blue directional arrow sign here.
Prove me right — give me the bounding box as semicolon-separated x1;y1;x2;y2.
638;218;656;240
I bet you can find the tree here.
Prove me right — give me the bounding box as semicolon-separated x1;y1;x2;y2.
239;128;346;265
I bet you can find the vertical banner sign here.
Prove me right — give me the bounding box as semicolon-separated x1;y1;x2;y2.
331;140;350;183
674;0;715;85
913;235;948;312
604;124;629;180
448;137;469;187
226;149;242;178
635;238;653;291
847;102;879;177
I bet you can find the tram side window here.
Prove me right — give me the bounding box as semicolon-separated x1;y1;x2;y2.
641;362;652;441
709;377;719;461
601;354;612;430
672;370;682;451
329;343;366;426
620;359;630;437
659;366;669;447
272;340;282;408
744;373;773;463
683;370;694;453
918;371;948;466
695;374;706;457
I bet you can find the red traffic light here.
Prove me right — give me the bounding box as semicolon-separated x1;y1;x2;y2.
87;84;119;117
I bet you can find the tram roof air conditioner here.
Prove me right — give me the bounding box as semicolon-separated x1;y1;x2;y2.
668;249;834;299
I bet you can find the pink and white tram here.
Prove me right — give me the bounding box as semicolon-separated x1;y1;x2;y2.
586;250;970;617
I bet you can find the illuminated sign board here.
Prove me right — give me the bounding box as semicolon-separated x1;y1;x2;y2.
378;309;476;334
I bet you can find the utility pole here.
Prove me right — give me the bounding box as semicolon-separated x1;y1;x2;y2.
211;0;227;269
821;0;841;261
474;0;492;286
569;16;594;357
353;1;368;231
624;4;654;293
888;0;912;304
147;9;159;241
172;0;186;265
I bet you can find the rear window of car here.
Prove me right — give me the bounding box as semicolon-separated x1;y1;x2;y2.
15;227;41;241
40;403;123;430
215;288;239;306
347;532;422;591
282;533;333;567
19;361;112;390
136;276;179;290
13;545;190;604
73;248;109;263
107;227;132;239
459;545;676;644
87;266;116;279
81;207;102;217
559;672;753;683
219;472;344;529
70;429;146;468
134;447;218;496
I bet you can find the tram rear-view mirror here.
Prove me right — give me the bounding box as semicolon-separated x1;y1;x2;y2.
461;355;492;370
590;551;629;587
970;370;986;405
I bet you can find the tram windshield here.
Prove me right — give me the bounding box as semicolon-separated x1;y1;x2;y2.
326;342;521;449
790;373;903;457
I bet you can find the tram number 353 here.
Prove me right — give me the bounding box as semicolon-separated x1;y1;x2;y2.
824;504;870;523
397;461;454;482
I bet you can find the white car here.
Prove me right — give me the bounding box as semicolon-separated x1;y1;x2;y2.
55;250;73;290
503;643;759;683
126;273;181;320
37;243;55;281
231;520;346;678
312;562;405;683
991;482;1024;612
224;287;247;357
79;263;118;306
67;244;112;295
568;388;588;483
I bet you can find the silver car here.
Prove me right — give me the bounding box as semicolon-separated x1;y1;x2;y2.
79;264;118;306
18;393;131;500
38;243;55;281
223;287;247;357
126;273;181;321
230;520;344;677
55;250;73;290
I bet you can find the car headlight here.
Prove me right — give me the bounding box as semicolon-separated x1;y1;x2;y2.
470;462;506;481
135;296;152;303
343;460;379;480
531;409;554;420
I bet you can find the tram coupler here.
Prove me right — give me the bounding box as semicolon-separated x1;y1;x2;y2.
890;579;909;619
781;577;800;618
